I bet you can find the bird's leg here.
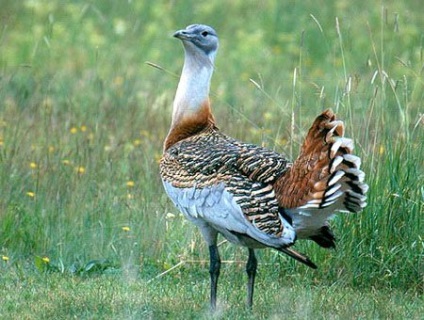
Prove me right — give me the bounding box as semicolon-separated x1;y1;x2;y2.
208;244;221;311
246;248;257;309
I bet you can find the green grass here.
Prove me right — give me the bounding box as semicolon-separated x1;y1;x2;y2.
1;0;423;318
1;266;423;319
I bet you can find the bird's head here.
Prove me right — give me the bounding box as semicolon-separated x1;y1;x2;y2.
174;24;219;64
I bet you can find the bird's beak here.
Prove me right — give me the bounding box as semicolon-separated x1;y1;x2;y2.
173;29;192;40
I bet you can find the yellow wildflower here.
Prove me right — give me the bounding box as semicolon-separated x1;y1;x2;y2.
166;213;176;219
263;112;273;121
26;192;35;198
80;125;87;132
42;256;50;263
126;180;135;187
62;159;71;166
2;255;9;262
122;226;130;232
133;139;142;146
29;162;38;169
76;166;86;174
70;127;78;134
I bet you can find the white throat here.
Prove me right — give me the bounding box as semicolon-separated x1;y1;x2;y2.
172;49;215;124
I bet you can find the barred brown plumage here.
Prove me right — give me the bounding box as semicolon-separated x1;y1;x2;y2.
161;129;287;235
160;24;368;311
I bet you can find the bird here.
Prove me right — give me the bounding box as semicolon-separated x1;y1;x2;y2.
159;24;368;310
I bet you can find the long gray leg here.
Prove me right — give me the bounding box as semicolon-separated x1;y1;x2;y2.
209;244;221;311
246;248;257;308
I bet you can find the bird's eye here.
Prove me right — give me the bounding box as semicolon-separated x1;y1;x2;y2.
201;31;209;37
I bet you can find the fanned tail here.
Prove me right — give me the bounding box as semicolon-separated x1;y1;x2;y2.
275;109;368;247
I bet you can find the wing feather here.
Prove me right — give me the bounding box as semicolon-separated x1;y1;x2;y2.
160;130;296;248
162;180;296;248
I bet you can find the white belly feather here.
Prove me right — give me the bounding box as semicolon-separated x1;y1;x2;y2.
162;180;296;248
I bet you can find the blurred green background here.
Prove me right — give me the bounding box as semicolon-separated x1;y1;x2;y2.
0;1;423;318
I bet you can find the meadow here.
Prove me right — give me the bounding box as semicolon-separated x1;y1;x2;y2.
0;0;423;318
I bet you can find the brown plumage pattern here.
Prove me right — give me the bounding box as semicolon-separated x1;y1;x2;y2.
159;24;368;310
161;109;367;241
161;127;290;236
275;109;362;211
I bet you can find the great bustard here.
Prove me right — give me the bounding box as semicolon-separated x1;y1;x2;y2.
160;24;368;310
